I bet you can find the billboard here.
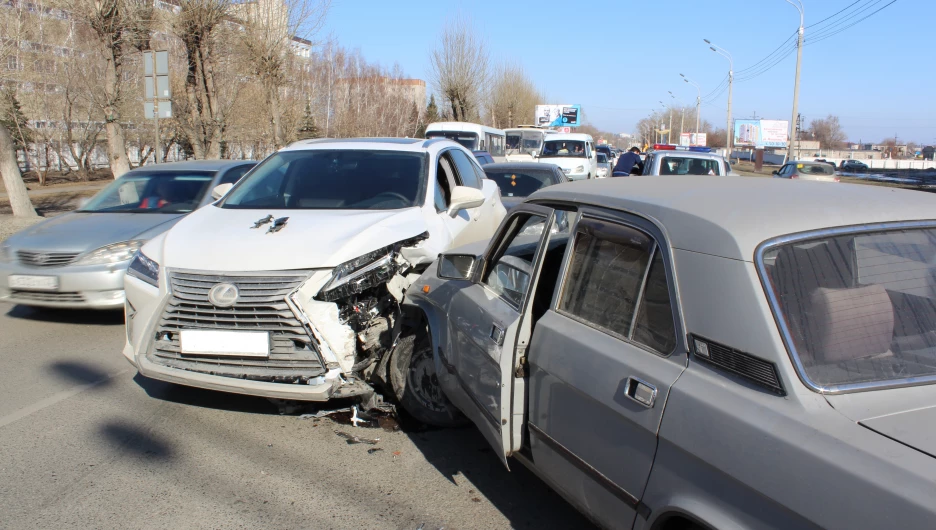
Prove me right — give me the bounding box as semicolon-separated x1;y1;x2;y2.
535;104;582;128
679;133;707;146
734;119;789;148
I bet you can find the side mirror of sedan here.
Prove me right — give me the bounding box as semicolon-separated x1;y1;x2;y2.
531;151;538;158
772;170;779;175
447;186;486;217
438;253;479;281
211;183;234;200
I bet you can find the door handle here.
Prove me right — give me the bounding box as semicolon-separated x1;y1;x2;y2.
624;377;657;408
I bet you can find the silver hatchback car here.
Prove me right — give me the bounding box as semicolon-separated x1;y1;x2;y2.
393;177;936;529
0;160;254;309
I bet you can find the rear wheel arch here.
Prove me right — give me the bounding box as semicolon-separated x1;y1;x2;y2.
650;511;715;530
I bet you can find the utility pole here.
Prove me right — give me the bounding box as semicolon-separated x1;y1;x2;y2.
660;101;670;144
668;91;685;144
680;73;702;134
705;39;733;157
786;0;805;163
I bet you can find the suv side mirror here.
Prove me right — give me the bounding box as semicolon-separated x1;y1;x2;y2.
447;186;485;217
211;183;234;200
438;253;478;280
772;170;779;175
531;151;537;158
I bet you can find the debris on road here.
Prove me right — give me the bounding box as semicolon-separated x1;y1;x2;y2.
367;448;383;455
334;431;379;445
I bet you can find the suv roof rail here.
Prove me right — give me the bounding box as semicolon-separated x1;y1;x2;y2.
422;137;454;148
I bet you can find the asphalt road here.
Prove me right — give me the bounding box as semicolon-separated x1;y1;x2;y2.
0;304;593;529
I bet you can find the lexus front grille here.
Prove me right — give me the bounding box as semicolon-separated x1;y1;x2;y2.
148;270;327;382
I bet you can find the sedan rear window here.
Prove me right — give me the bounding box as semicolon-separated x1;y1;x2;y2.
484;169;561;198
660;157;720;175
763;227;936;388
221;150;426;210
799;163;834;175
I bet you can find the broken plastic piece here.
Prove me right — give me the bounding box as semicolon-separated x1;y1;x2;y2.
367;448;383;454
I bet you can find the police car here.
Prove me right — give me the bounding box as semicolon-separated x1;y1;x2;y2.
642;144;738;176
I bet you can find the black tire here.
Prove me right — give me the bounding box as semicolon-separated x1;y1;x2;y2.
390;331;466;427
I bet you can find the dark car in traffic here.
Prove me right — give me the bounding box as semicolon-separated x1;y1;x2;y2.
841;160;870;171
482;162;567;210
472;150;495;165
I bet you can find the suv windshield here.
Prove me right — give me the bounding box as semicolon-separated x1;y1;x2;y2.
425;131;478;150
221;150;426;210
79;171;214;213
541;140;586;158
763;227;936;389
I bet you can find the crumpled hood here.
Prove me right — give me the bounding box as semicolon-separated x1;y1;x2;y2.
159;205;428;271
6;212;182;253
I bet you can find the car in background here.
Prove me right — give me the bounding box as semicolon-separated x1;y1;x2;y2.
536;133;598;181
482;162;567;210
0;160;255;309
642;145;738;176
397;176;936;530
774;161;840;182
123;137;506;406
841;160;870;172
814;158;837;168
472;150;495;165
596;144;614;164
596;153;612;178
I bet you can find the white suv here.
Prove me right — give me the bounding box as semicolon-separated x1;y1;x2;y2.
122;138;507;403
536;133;598;180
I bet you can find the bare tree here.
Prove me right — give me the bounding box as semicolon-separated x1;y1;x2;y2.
0;4;37;217
66;0;151;179
171;0;236;159
238;0;329;150
488;62;541;128
809;115;847;150
428;15;488;122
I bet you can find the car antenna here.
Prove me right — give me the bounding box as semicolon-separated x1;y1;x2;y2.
267;217;289;234
251;214;274;229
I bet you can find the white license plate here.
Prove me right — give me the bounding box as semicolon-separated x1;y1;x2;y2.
8;275;59;291
180;330;270;357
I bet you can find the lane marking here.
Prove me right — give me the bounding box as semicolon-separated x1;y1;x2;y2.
0;369;131;429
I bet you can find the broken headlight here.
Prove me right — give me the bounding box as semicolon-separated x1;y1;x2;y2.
126;251;159;287
319;233;428;302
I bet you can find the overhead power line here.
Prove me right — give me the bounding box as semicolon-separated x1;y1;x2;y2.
806;0;897;45
805;0;862;28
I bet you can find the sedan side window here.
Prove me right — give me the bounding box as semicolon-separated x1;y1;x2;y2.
558;218;676;354
483;214;547;308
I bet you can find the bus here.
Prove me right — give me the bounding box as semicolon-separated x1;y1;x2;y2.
504;126;557;162
424;122;506;162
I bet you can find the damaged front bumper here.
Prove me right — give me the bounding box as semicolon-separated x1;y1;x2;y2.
125;235;433;402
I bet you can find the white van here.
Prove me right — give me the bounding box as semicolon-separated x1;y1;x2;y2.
536;133;598;180
504;127;557;162
425;122;506;162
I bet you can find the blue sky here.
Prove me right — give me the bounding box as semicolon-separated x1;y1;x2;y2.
322;0;932;144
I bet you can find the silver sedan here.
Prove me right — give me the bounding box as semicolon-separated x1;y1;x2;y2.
0;160;254;309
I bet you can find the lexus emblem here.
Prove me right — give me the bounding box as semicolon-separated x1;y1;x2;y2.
34;253;50;264
207;283;239;307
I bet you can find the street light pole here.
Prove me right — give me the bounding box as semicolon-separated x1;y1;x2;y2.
680;73;702;134
660;101;673;144
704;39;733;158
786;0;805;163
669;91;685;144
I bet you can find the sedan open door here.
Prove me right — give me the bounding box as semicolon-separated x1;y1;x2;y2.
435;204;559;467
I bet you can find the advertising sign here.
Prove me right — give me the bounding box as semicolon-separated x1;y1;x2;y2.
734;119;789;148
535;104;582;127
679;133;707;146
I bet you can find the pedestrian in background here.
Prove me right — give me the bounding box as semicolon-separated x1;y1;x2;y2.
613;147;643;176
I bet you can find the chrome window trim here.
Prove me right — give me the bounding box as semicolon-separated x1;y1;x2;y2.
755;220;936;394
